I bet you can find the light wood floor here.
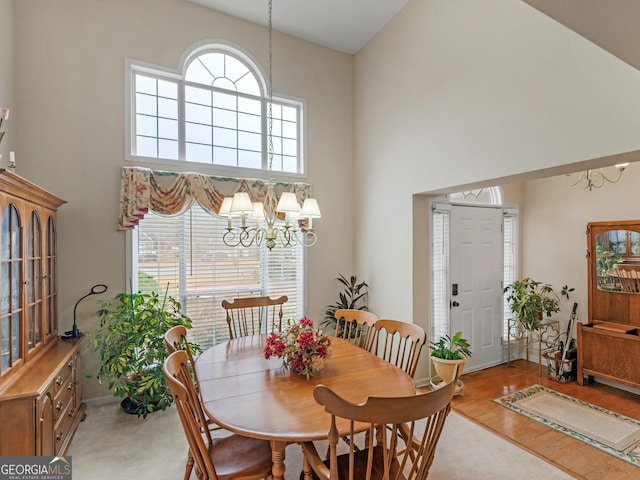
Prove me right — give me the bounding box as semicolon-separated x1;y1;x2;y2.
450;360;639;480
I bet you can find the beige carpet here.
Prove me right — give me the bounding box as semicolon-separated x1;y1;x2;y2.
68;400;573;479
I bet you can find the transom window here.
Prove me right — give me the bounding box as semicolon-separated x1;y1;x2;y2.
128;45;303;174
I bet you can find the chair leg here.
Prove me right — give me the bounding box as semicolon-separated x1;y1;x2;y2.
302;447;313;480
184;452;194;480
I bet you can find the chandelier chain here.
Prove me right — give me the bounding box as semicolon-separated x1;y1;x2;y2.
268;0;274;174
221;0;321;250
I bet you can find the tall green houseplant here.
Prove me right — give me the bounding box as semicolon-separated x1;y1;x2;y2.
503;278;573;331
91;290;197;417
323;274;369;331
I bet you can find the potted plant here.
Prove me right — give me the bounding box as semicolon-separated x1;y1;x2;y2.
90;289;197;417
503;278;573;332
429;331;472;385
322;274;369;333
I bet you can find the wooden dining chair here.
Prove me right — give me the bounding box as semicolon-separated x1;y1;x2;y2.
164;326;207;407
164;326;219;426
164;326;222;480
300;380;456;480
163;351;274;480
616;269;640;294
334;309;378;350
368;319;427;378
222;295;288;339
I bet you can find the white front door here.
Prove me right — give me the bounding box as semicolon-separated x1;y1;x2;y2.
450;205;503;371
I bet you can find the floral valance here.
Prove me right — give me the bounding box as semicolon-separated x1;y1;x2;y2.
118;167;312;230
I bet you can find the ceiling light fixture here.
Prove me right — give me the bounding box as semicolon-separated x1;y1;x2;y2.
221;0;320;251
567;163;629;191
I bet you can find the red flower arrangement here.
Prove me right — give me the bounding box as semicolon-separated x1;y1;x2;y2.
264;317;332;380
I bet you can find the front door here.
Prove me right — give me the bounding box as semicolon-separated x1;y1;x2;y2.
450;205;503;371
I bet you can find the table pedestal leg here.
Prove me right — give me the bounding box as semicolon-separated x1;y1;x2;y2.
270;440;287;480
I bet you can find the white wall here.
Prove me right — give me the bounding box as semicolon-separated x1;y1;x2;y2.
355;0;640;384
11;0;355;399
0;0;14;158
520;163;640;327
7;0;640;399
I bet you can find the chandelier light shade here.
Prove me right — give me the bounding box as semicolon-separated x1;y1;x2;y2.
567;163;629;191
221;183;321;250
221;0;321;251
276;192;302;216
300;198;321;228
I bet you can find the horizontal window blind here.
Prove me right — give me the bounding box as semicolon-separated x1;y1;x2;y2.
503;210;518;341
431;208;450;342
134;205;303;350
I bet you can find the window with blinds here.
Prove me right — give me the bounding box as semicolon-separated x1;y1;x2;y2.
502;210;518;340
430;207;450;342
132;205;304;350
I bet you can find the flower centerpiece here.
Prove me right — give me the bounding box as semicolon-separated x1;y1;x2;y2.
264;317;332;380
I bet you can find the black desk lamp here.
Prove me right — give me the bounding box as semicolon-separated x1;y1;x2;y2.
61;284;108;340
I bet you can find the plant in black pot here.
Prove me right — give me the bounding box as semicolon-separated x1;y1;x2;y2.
322;274;369;334
90;289;197;417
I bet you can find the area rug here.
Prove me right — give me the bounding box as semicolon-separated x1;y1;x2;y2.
494;384;640;468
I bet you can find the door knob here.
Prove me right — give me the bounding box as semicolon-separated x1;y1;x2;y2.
450;301;460;308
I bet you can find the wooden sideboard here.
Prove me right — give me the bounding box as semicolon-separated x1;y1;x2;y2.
577;220;640;390
0;339;85;455
0;170;84;454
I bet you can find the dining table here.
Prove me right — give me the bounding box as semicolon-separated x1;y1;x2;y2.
195;334;416;480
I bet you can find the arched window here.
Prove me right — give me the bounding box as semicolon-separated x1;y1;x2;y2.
125;43;307;351
448;187;503;205
126;42;304;174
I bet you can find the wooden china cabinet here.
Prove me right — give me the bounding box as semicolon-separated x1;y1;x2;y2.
0;170;85;455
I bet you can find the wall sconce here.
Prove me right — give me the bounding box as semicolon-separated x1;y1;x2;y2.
567;163;629;191
61;284;108;340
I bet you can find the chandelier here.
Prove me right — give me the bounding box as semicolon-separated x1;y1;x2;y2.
567;163;629;191
221;0;321;251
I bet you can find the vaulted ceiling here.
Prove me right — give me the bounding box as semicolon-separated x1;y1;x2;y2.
523;0;640;71
189;0;640;72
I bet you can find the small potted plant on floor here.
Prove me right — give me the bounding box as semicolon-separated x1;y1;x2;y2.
90;289;197;417
429;331;472;386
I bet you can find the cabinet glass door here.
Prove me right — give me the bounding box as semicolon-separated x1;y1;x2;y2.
45;217;57;336
27;211;42;350
1;204;22;374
